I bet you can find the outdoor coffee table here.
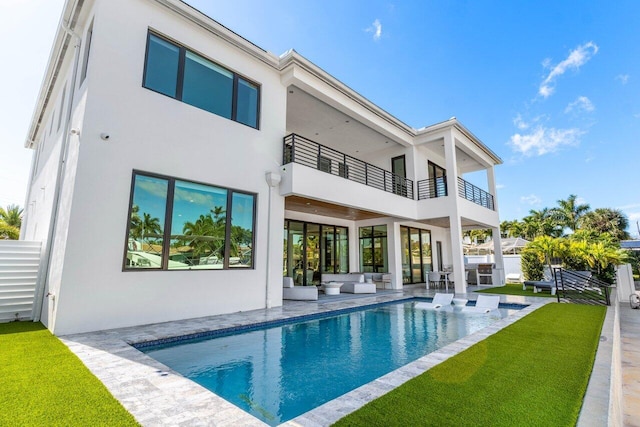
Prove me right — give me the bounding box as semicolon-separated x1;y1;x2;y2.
323;282;343;295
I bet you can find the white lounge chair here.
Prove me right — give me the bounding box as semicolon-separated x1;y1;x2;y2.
282;277;318;301
462;295;500;314
415;293;454;310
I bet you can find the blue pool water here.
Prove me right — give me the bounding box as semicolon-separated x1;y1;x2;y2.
141;300;522;425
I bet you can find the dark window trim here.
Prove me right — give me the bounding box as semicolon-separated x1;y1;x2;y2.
142;30;261;129
284;219;349;284
400;225;434;284
391;155;406;178
79;18;94;86
123;170;257;272
358;225;389;273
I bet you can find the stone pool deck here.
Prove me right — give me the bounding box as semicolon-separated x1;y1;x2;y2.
60;289;578;426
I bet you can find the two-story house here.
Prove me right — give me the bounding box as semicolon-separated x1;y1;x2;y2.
21;0;504;335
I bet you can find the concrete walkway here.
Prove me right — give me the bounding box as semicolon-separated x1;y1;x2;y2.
621;303;640;426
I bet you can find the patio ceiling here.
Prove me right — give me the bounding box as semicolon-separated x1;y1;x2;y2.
286;86;401;158
285;195;385;221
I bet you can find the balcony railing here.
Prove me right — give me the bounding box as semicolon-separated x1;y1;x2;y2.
417;177;448;200
283;133;414;199
457;177;495;210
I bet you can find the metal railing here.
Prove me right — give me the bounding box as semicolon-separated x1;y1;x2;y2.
417;177;448;200
554;268;612;306
283;133;414;199
457;177;495;210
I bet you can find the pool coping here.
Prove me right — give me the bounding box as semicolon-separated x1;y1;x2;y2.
60;290;553;426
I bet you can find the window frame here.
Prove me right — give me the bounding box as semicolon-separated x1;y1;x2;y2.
123;170;257;272
142;31;261;129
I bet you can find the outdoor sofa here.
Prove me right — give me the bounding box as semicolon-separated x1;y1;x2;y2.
320;273;376;294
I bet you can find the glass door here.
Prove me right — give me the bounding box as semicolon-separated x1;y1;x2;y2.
306;224;320;285
392;155;407;196
400;226;411;284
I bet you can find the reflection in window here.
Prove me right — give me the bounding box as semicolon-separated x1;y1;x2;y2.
229;192;255;268
236;78;259;128
359;225;388;273
169;181;227;270
183;52;233;119
126;175;169;269
142;32;260;129
124;172;255;270
144;34;180;98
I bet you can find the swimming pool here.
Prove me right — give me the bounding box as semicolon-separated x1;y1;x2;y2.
140;299;523;425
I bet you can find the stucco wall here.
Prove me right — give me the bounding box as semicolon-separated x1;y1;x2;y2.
49;0;287;334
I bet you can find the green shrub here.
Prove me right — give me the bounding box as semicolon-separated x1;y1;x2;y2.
521;247;543;280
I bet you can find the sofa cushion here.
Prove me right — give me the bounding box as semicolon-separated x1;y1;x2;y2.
321;273;364;283
283;277;294;288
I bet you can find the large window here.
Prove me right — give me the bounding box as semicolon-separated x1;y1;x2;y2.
143;32;260;128
359;225;388;273
283;220;348;286
124;171;256;270
400;226;432;284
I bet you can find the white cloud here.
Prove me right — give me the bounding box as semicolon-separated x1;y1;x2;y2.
565;96;595;113
513;114;529;130
539;42;599;98
509;126;583;156
366;19;382;41
616;74;630;84
634;113;640;119
521;194;542;206
496;184;505;189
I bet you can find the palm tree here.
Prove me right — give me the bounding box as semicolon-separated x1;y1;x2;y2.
0;204;23;229
0;223;20;240
552;194;590;233
527;236;567;275
578;208;630;241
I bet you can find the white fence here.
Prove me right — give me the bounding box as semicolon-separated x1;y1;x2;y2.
0;240;42;322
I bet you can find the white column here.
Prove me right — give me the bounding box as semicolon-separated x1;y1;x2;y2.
491;227;505;286
443;131;466;293
387;221;403;290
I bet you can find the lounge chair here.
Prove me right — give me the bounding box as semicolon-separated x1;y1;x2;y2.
282;277;318;301
415;293;454;309
462;295;500;314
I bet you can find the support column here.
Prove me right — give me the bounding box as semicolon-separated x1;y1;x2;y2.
442;130;466;293
492;227;505;286
387;221;403;290
487;166;504;285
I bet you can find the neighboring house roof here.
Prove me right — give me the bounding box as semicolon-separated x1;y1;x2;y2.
621;240;640;251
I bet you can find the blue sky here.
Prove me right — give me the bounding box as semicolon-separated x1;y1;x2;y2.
2;1;639;235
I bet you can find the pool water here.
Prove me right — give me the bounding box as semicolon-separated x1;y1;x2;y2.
141;300;521;425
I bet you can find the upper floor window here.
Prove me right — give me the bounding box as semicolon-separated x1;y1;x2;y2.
143;32;260;129
124;171;256;271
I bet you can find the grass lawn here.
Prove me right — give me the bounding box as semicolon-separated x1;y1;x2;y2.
334;303;605;427
0;322;138;426
475;282;557;298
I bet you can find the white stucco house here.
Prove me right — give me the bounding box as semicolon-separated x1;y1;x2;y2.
21;0;504;335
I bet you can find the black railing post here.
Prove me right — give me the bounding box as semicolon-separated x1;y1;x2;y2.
291;134;296;163
365;163;369;185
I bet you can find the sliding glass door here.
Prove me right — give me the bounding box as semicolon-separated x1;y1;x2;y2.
400;226;433;284
359;225;388;273
284;220;348;286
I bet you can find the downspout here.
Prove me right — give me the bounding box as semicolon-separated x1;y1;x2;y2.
264;172;282;309
32;21;82;322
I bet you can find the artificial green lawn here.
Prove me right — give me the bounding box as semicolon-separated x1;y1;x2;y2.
0;322;138;427
334;303;605;427
475;282;557;298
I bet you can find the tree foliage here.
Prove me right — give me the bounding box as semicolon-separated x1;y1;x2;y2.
0;204;23;240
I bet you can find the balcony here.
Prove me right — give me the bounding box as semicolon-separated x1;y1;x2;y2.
457;177;495;210
283;134;414;199
417;177;448;200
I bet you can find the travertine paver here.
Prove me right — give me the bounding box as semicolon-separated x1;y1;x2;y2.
621;303;640;426
61;288;553;426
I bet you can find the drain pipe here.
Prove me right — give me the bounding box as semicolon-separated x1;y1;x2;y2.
264;172;282;309
32;21;82;322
